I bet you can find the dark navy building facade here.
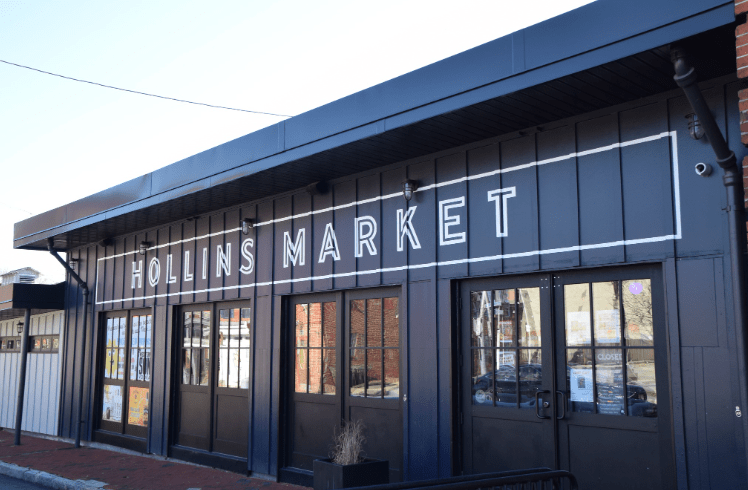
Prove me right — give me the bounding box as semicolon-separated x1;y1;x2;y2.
13;1;748;488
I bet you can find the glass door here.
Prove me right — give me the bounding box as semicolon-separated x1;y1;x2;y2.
99;310;152;443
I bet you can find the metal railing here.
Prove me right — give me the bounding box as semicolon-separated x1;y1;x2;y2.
345;468;578;490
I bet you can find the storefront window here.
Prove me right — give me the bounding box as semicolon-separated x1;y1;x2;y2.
295;302;336;395
350;297;399;399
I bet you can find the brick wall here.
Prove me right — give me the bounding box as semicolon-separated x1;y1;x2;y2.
737;0;748;235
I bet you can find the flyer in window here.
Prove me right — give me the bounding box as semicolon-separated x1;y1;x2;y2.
128;387;149;427
569;368;593;402
102;385;122;422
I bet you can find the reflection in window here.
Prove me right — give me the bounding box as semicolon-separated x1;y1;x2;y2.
217;308;251;389
471;288;542;409
565;279;656;418
350;297;399;399
183;311;211;386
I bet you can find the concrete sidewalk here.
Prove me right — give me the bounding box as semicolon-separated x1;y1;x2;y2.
0;429;308;490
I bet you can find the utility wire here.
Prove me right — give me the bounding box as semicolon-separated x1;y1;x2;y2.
0;59;291;117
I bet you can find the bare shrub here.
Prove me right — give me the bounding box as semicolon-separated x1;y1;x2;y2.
330;419;366;465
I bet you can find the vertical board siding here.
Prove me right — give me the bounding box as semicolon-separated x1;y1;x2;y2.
0;311;63;435
54;81;743;484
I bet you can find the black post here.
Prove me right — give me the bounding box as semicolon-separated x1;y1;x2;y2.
47;238;89;449
13;308;32;446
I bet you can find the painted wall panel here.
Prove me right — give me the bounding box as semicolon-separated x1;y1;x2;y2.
0;311;64;436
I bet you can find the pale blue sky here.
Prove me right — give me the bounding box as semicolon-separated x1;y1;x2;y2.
0;0;593;282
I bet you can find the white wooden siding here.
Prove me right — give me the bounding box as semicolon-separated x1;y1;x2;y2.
0;311;64;436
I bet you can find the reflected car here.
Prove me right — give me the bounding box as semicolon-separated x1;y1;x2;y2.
472;364;542;406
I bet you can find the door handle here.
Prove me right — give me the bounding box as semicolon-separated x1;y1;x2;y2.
556;390;567;420
535;390;551;419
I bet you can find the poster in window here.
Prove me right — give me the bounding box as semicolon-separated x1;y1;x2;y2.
595;310;621;344
128;387;149;427
102;385;122;422
569;368;593;402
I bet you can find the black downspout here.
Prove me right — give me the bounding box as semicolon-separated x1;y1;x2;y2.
671;45;748;470
13;308;32;445
48;238;89;449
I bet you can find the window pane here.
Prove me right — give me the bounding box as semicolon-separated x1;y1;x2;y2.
309;303;322;348
494;289;516;347
567;349;594;413
366;349;382;398
239;349;250;389
229;348;239;389
102;385;122;423
218;345;228;388
191;348;200;385
323;348;336;395
145;315;152;349
295;348;307;393
623;279;653;346
628;349;657;417
193;311;203;348
52;337;59;350
42;338;50;350
472;349;494;405
200;347;210;386
296;304;308;347
130;346;138;381
240;308;251;348
33;338;41;350
183;312;192;348
309;348;322;394
519;349;542;406
127;387;149;427
350;348;365;397
138;315;147;348
383;298;398;347
219;310;230;349
350;300;365;348
593;282;621;346
518;288;541;347
144;350;151;383
596;349;624;416
117;348;125;379
471;291;492;347
384;349;399;399
105;319;113;378
367;299;382;347
323;302;336;348
495;349;517;407
565;284;591;346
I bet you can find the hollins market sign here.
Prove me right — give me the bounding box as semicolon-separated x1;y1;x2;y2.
95;131;682;305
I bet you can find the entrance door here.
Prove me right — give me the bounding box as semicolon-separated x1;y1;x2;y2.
97;309;152;452
460;266;674;490
174;302;251;462
285;288;403;483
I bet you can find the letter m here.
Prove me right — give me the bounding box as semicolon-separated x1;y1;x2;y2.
284;228;306;268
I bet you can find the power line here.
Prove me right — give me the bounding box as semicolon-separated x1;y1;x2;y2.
0;59;291;117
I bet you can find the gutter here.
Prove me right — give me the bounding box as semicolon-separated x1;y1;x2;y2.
47;238;89;449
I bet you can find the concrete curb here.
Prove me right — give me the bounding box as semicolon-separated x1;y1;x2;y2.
0;460;106;490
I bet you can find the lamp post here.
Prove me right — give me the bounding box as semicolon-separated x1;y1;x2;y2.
14;308;31;445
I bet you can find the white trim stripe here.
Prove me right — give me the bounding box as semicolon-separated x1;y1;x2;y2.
94;131;682;305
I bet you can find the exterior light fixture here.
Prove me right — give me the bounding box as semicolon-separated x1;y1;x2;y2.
241;218;255;235
402;180;419;202
16;321;23;334
68;258;78;271
686;113;704;140
139;242;150;255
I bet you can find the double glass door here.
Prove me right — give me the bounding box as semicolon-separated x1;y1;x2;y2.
174;302;251;460
99;309;152;448
461;266;674;490
285;288;403;483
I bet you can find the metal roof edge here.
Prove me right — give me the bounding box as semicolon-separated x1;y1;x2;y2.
13;0;735;249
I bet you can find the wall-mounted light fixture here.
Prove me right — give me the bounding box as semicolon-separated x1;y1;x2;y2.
16;321;23;335
241;218;255;235
686;113;704;140
402;179;419;202
68;258;79;271
139;242;150;255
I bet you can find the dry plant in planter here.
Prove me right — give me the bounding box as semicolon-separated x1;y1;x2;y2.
331;419;366;465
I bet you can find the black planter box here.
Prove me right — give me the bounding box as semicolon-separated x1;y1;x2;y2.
313;458;389;490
